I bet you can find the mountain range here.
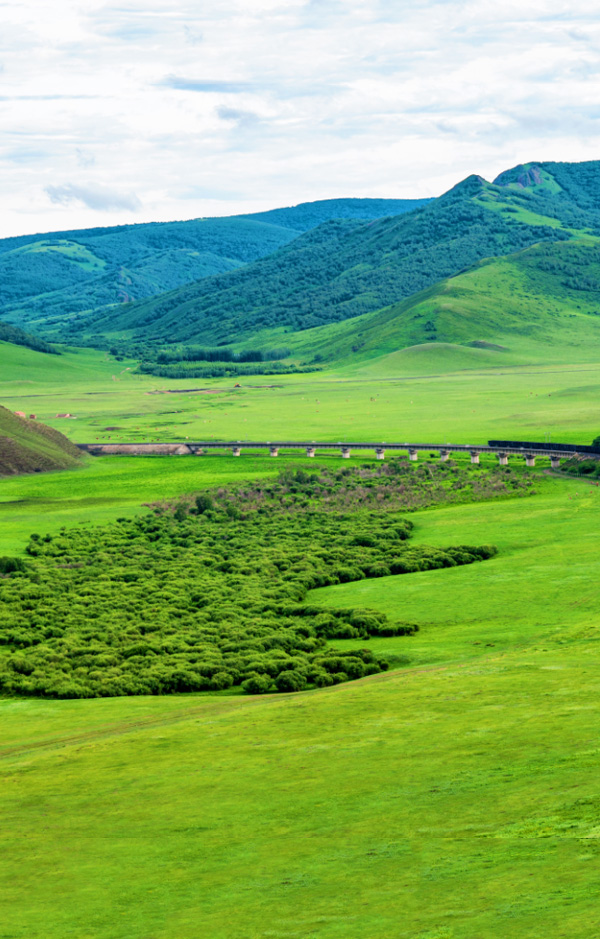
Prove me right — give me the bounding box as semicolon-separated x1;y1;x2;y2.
0;198;428;334
3;160;600;369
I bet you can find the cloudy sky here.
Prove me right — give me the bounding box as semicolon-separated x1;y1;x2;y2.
2;0;600;237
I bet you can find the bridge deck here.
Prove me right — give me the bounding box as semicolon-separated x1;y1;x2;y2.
76;441;580;457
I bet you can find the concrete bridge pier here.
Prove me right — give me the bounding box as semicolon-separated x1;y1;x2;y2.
525;454;536;467
269;446;279;457
341;446;351;459
550;456;561;470
408;448;418;462
232;446;241;457
306;446;316;457
470;450;480;465
375;447;386;460
439;449;450;462
498;452;508;466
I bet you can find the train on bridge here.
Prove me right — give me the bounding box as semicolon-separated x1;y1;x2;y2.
489;439;600;456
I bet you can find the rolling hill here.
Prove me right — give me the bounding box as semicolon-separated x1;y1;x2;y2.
0;198;426;333
0;320;59;355
138;238;600;380
0;405;82;476
285;238;600;370
54;162;600;349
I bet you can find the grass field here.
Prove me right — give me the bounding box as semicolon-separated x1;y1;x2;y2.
3;339;600;451
2;473;600;938
5;337;600;554
2;327;600;936
318;474;598;666
0;451;327;555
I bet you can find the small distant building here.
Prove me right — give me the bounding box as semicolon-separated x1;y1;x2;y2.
29;414;36;420
14;411;26;418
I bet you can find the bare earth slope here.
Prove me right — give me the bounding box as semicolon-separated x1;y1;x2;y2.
0;405;81;476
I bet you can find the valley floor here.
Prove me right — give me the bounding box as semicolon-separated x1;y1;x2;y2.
2;474;600;938
2;340;600;554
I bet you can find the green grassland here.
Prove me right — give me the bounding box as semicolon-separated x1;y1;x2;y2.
2;327;600;554
2;340;600;934
3;329;600;452
319;474;597;666
2;473;600;937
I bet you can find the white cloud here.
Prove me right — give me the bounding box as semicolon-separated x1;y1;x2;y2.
1;0;600;235
45;183;141;212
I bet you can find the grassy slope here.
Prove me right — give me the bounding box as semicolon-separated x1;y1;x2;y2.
2;474;600;938
0;402;81;476
278;239;600;368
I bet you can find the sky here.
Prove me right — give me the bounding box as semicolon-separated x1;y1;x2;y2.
2;0;600;237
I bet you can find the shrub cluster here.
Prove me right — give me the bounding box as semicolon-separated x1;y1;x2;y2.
155;346;291;364
137;361;317;379
561;457;600;477
0;462;507;700
159;459;534;518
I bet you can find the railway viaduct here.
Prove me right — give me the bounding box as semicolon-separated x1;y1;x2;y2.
76;440;584;469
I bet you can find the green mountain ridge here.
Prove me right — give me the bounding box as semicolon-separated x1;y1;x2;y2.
65;169;590;347
0;199;426;330
7;159;600;369
238;197;431;230
284;238;600;371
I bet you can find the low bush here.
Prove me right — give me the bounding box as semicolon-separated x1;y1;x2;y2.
0;461;508;699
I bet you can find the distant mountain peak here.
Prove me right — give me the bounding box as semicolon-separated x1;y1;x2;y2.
439;174;488;201
493;162;562;195
493;163;542;188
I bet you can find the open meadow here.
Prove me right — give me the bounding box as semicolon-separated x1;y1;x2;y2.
2;336;600;936
2;338;600;553
2;341;600;451
1;473;600;937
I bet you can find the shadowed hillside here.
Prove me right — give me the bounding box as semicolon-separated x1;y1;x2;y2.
0;320;59;355
0;406;82;476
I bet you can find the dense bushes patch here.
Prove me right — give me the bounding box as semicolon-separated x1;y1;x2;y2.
0;461;513;700
561;456;600;477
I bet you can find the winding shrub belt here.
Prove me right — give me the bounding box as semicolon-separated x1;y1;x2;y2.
0;461;530;698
